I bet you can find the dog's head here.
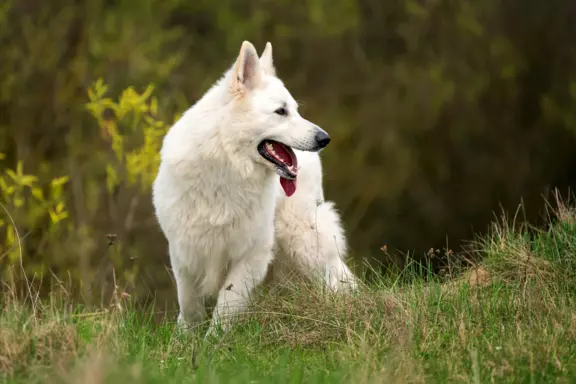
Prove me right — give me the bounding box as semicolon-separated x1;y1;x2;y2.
224;41;330;197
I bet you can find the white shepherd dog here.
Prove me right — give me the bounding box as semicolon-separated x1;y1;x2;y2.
152;41;358;337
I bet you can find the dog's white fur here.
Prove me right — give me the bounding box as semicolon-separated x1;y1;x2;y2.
152;41;357;336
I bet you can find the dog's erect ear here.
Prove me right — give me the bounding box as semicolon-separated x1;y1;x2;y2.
232;41;262;92
259;42;276;76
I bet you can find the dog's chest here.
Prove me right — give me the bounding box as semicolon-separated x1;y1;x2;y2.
154;158;279;254
169;171;275;228
174;181;275;258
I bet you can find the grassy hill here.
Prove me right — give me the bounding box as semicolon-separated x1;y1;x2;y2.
2;201;576;383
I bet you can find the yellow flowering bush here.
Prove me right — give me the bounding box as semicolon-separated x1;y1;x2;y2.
0;156;69;270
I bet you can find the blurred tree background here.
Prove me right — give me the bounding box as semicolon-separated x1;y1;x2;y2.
2;0;576;307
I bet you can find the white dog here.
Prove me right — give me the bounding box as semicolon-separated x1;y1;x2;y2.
152;41;357;337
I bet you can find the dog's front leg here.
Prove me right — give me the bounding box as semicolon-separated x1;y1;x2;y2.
174;268;207;332
205;247;272;338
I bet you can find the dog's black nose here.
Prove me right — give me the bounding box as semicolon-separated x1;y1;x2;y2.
315;130;331;149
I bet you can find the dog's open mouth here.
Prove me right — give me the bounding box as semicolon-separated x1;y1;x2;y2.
257;140;298;197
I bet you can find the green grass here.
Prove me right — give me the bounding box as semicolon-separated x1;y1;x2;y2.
3;203;576;383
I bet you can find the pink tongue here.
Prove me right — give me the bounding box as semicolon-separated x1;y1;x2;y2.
280;177;297;197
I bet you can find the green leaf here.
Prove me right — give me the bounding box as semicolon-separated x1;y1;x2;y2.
88;87;97;102
31;187;44;201
51;176;70;188
106;164;118;193
16;161;23;178
20;175;38;187
55;201;65;213
5;169;17;181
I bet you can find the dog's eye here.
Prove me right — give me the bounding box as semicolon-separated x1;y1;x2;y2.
274;107;288;116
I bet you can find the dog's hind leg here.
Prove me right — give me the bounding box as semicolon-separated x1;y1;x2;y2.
273;199;359;292
206;246;272;337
